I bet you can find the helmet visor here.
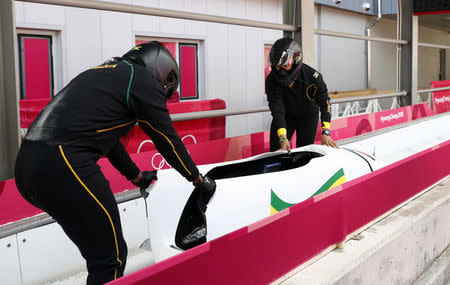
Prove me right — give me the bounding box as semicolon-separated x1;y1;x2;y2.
269;49;302;68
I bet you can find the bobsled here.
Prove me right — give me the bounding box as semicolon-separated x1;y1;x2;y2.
145;145;381;262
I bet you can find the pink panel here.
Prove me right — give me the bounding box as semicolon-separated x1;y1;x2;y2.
120;99;226;154
23;37;51;99
375;106;408;129
180;45;197;98
0;181;4;197
264;47;272;94
264;47;272;80
167;90;180;103
431;80;450;114
0;179;42;226
161;42;177;60
19;98;51;128
410;103;434;120
135;40;177;60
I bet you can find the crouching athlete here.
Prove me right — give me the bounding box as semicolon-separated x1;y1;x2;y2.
14;41;215;285
266;37;338;152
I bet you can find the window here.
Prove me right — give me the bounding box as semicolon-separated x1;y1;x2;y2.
135;39;200;101
17;34;54;99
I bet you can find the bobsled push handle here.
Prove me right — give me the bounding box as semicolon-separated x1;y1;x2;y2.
139;171;158;219
139;170;158;199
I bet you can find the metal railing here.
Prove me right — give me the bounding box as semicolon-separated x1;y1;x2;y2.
18;90;409;138
314;29;408;45
418;42;450;50
171;90;407;121
416;86;450;105
417;86;450;94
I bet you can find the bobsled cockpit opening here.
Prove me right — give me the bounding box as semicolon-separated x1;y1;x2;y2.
206;151;323;180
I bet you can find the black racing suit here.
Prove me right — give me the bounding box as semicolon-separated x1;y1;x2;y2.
14;58;199;284
266;63;331;151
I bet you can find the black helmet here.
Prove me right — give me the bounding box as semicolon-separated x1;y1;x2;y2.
269;38;303;87
123;41;179;98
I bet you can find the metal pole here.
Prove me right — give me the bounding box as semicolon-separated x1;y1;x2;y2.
18;91;409;137
400;0;413;106
411;15;419;105
439;49;446;81
282;0;291;38
0;0;21;180
330;91;407;104
18;0;296;32
396;0;402;92
365;0;382;89
314;29;408;45
171;106;270;122
170;91;407;121
301;0;315;66
417;86;450;94
418;43;450;50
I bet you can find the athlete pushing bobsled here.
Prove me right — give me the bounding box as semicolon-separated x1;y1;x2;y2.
14;41;216;285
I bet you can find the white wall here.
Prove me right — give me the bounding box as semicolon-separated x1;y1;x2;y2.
370;17;398;92
14;0;282;138
315;6;368;92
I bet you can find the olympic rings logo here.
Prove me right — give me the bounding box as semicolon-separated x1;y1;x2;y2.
136;134;197;170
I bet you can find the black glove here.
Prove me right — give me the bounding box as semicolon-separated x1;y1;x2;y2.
195;175;216;213
133;170;158;190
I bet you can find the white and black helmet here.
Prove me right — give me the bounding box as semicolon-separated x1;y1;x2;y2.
269;38;303;87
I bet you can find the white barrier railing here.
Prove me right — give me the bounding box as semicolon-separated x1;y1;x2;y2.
19;91;409;138
417;86;450;105
314;29;408;45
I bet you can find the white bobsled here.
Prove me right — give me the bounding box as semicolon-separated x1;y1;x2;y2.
146;113;450;262
146;145;381;262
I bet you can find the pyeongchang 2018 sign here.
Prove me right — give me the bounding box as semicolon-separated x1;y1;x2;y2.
431;80;450;114
376;107;408;129
434;94;450;113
